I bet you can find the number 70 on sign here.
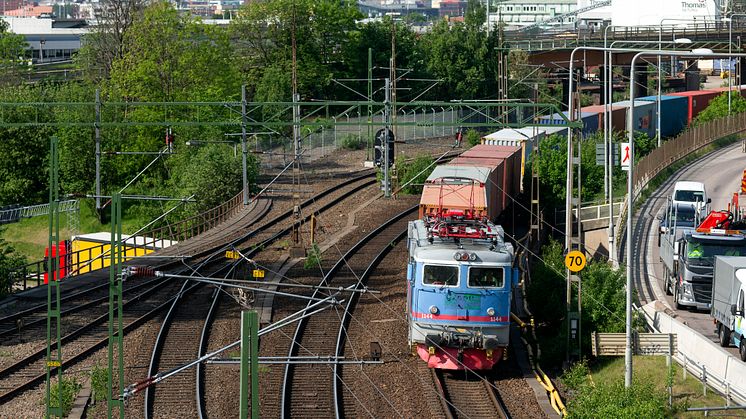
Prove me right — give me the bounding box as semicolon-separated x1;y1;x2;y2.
565;250;587;273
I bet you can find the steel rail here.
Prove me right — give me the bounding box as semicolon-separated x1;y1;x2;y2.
331;226;409;418
143;173;377;418
280;205;417;418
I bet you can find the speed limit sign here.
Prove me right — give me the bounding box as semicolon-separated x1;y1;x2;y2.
565;250;586;273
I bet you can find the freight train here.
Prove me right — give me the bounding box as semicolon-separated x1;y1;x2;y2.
405;87;740;370
407;145;522;370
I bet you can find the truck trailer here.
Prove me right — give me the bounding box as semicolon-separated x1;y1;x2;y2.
711;256;746;361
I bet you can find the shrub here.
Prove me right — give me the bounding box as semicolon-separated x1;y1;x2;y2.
562;359;591;392
566;380;669;419
0;229;26;299
340;134;364;150
694;92;746;126
90;365;108;403
49;377;81;416
304;243;321;270
395;154;435;195
465;129;481;147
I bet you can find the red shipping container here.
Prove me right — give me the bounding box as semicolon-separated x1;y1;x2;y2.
669;90;720;123
461;145;523;198
581;105;627;133
461;144;520;160
43;241;68;284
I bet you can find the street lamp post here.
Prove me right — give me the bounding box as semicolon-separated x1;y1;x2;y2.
39;39;45;64
610;39;692;147
566;45;661;366
727;14;746;114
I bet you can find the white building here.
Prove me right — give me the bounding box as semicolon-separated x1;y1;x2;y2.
609;0;720;27
489;0;576;28
2;16;88;63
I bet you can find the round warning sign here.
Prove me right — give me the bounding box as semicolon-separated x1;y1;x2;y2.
564;250;587;273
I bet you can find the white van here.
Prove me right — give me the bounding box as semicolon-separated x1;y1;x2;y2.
672;181;709;212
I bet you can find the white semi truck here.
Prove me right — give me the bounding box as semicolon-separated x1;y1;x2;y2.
711;256;746;361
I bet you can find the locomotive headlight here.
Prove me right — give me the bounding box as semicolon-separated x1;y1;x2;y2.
453;252;462;261
486;307;496;316
469;253;477;261
429;305;439;315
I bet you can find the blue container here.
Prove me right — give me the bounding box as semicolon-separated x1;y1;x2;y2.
538;111;598;137
612;100;657;139
637;95;688;138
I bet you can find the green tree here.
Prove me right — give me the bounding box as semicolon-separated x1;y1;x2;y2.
421;0;499;99
0;85;54;205
168;143;257;212
74;0;145;82
0;19;30;85
231;0;361;101
0;229;26;298
108;1;239;102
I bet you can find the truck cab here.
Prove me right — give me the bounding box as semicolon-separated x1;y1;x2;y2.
675;232;746;310
672;181;710;212
659;201;698;296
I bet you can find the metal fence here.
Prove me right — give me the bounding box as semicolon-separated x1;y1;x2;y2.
142;190;245;243
555;198;624;226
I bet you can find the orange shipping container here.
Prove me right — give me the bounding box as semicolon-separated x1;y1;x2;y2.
450;157;507;217
420;164;498;220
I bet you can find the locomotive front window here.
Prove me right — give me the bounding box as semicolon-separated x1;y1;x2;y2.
468;267;504;288
423;265;459;286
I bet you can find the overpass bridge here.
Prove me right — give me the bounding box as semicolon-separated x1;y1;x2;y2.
508;21;746;67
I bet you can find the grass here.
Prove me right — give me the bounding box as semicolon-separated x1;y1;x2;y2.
588;356;728;417
1;200;158;262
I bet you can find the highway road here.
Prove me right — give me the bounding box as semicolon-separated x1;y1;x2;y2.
631;142;744;358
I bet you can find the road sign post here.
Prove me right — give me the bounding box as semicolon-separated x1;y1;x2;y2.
621;142;631;171
565;250;587;273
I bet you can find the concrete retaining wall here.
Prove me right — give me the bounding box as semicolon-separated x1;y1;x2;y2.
642;302;746;404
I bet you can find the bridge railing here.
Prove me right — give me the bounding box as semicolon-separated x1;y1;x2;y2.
141;190;245;244
554;198;624;227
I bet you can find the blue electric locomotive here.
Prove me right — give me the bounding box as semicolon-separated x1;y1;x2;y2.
406;210;517;370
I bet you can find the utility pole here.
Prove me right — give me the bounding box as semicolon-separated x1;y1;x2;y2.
368;48;373;162
107;192;124;419
46;136;63;418
95;89;101;215
290;5;304;257
238;311;259;419
383;78;392;198
241;85;249;205
390;18;397;142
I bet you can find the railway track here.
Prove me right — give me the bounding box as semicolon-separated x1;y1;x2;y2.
0;170;373;400
279;205;417;418
0;276;163;342
431;369;510;419
0;277;192;404
0;183;279;405
0;199;273;340
144;173;380;418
